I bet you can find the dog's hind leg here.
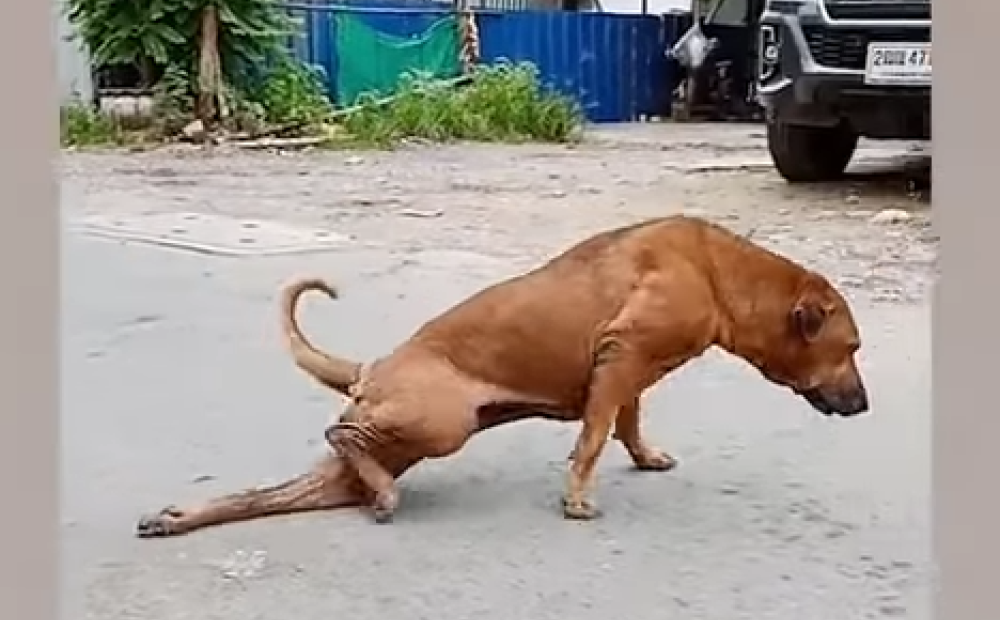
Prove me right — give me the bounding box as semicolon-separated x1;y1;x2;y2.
613;397;677;471
325;419;403;524
135;454;365;538
326;392;478;524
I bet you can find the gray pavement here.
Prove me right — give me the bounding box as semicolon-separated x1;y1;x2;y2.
63;226;931;620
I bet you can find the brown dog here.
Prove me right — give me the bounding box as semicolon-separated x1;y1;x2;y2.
135;215;868;537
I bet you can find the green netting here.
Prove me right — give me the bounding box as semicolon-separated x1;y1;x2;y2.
333;13;462;107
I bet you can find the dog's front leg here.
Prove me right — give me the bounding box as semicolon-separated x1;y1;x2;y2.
563;353;647;520
563;394;625;519
613;397;678;472
568;397;678;472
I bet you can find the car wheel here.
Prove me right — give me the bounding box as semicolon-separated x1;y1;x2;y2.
766;118;859;183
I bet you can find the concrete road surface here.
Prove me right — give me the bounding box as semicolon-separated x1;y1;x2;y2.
63;226;930;620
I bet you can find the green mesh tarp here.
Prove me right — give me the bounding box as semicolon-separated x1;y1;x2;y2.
333;13;462;107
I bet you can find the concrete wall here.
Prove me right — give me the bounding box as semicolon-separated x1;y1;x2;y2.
54;0;94;104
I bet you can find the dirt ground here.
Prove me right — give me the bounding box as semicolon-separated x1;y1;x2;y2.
62;122;935;305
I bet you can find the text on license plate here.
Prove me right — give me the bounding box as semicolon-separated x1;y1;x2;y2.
865;43;931;85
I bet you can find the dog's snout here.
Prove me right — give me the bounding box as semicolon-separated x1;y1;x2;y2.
835;374;870;416
801;384;869;417
844;387;869;416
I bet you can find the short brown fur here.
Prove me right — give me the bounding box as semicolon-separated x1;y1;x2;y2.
137;215;867;536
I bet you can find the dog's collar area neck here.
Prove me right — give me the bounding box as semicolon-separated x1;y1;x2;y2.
712;315;750;356
715;324;777;377
708;285;791;369
712;283;797;375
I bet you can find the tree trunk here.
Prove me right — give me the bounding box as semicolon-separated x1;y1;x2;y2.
196;5;223;126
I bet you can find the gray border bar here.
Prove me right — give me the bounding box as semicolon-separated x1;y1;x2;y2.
0;1;59;619
934;0;997;617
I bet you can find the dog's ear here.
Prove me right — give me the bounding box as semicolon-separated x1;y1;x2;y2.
790;297;827;342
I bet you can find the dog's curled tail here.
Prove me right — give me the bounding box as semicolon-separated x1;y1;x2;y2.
280;278;362;398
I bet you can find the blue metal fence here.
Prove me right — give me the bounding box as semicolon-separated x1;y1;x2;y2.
476;11;671;122
285;2;683;122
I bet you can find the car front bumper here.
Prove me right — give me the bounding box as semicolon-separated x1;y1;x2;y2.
756;4;930;136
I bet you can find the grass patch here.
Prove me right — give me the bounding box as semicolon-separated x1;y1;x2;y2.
60;100;125;147
60;61;584;150
337;62;584;147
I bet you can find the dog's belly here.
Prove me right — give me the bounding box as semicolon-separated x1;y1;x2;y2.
474;400;581;432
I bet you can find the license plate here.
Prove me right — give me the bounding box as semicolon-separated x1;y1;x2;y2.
865;43;931;86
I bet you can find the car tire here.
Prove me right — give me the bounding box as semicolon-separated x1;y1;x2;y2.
766;118;859;183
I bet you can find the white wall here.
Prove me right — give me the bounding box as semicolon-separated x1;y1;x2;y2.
596;0;691;13
54;0;94;104
595;0;748;24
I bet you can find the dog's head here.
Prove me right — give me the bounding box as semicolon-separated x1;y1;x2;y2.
760;274;869;417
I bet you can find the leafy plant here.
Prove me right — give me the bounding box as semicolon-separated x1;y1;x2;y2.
253;57;333;125
149;63;197;134
61;100;124;146
66;0;299;95
213;0;300;94
226;88;269;134
66;0;190;87
340;62;584;147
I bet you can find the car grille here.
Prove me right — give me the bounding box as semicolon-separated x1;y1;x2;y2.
802;26;931;70
824;0;931;21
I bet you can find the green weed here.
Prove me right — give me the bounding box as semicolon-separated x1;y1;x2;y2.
339;62;584;147
254;57;334;126
60;100;123;147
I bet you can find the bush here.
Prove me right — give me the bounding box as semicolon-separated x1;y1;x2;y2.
339;62;584;147
61;101;123;147
150;63;198;136
252;57;333;126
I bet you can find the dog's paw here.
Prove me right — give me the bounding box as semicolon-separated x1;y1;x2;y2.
371;489;399;525
562;496;599;520
372;507;395;524
633;449;678;472
135;506;186;538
